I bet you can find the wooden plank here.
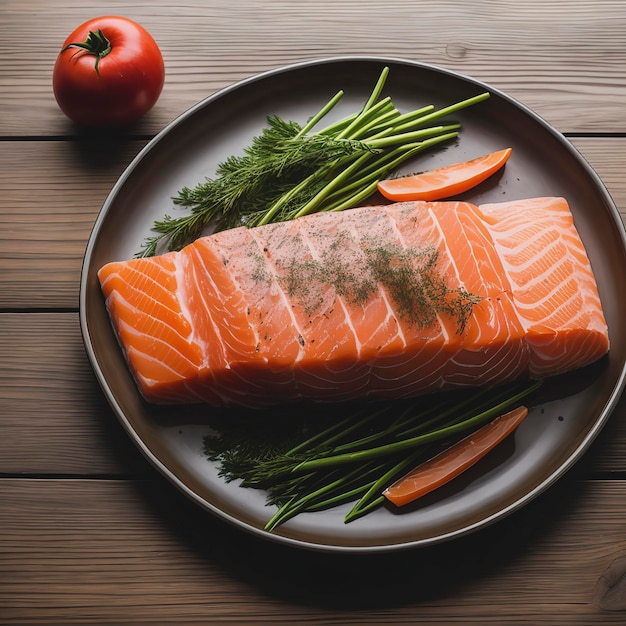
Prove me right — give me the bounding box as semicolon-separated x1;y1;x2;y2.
0;0;626;136
0;313;149;475
1;138;625;310
571;138;626;214
1;477;626;623
0;140;147;309
0;313;624;476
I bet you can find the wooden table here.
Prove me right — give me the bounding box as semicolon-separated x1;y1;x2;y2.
2;1;626;623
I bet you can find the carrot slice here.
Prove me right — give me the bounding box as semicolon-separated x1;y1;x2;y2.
383;405;528;507
377;147;512;202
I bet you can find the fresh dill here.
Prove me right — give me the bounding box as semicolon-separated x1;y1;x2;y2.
137;67;490;257
203;380;543;531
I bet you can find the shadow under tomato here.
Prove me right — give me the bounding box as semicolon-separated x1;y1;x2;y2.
59;118;153;176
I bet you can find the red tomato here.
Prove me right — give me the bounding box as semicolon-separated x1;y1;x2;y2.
53;16;165;127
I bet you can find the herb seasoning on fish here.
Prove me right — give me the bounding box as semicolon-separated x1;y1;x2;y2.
267;229;481;332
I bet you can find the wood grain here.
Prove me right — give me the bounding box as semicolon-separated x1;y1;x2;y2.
1;0;626;136
0;140;147;309
2;1;626;622
1;477;626;623
0;313;150;475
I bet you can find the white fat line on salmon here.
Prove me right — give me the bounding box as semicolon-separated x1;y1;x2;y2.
490;235;592;330
498;235;563;278
184;246;247;366
369;347;448;392
372;208;419;348
297;223;365;357
344;218;409;351
517;279;578;319
447;340;525;384
195;368;285;406
116;321;196;379
388;205;459;344
103;265;193;338
249;228;309;362
105;290;202;366
175;380;219;404
183;246;287;404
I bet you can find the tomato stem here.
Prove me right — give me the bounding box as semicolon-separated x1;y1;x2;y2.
62;29;112;76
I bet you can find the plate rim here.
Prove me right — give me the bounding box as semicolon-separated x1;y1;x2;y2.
79;55;626;554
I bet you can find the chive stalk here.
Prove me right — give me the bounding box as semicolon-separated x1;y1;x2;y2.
204;380;543;531
138;67;490;257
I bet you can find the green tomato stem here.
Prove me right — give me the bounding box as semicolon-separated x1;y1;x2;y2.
62;28;112;76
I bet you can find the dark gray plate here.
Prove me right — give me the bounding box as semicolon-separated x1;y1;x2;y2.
79;56;626;553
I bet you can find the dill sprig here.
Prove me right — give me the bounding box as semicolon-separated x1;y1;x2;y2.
137;67;490;257
203;380;543;531
139;120;374;256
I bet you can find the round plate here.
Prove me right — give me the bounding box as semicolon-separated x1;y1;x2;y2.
79;56;626;553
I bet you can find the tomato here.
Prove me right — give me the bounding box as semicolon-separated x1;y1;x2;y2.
53;16;165;127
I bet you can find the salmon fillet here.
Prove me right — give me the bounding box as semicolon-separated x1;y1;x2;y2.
97;197;609;406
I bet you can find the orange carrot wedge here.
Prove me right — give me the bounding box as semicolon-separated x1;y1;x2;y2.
383;405;528;507
377;147;512;202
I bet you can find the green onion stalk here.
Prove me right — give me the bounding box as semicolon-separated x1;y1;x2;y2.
138;67;489;257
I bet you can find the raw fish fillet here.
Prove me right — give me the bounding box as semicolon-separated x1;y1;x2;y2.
98;197;609;406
